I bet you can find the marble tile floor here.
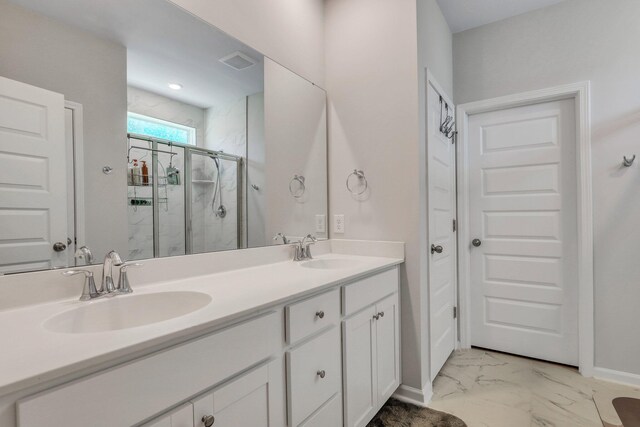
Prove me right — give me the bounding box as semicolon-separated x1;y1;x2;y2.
428;348;640;427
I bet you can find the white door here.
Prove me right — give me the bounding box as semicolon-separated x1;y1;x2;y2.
468;99;578;365
343;306;377;427
0;76;67;274
427;81;457;379
192;364;271;427
375;293;400;404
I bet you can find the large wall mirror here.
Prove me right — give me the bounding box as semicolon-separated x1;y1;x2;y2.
0;0;328;274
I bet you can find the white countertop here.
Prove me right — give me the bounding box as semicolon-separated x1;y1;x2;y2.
0;253;402;397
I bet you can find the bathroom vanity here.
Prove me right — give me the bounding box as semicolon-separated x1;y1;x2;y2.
0;242;403;427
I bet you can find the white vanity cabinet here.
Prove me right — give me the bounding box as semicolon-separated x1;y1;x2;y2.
13;264;401;427
342;270;400;427
191;363;275;427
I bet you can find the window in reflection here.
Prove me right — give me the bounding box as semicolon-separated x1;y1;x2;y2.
127;112;196;145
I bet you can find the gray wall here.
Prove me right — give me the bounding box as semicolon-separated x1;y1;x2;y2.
169;0;325;87
0;0;128;260
453;0;640;376
325;0;426;395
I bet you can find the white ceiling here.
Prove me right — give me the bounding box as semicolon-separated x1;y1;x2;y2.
10;0;264;108
436;0;567;33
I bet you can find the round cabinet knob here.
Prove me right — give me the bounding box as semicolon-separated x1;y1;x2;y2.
431;244;443;254
53;242;67;252
373;314;380;320
472;238;482;247
316;310;325;319
317;370;326;379
378;311;385;318
202;415;215;427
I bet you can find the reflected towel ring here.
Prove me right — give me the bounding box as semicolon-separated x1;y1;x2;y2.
289;174;306;198
346;169;368;195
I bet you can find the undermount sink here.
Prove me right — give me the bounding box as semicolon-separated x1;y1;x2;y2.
44;291;212;334
300;258;361;270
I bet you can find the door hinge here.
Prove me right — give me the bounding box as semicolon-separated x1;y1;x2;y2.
453;306;457;319
452;219;457;232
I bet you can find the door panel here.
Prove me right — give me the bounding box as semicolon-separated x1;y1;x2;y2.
343;306;377;427
0;76;67;273
468;99;578;365
427;82;457;379
375;294;400;404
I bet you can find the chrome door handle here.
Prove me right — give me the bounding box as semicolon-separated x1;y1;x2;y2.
431;244;443;254
472;239;482;247
316;310;325;319
53;242;67;252
202;415;215;426
317;370;326;379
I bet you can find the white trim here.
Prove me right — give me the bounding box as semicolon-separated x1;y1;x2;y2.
392;383;433;407
64;101;86;252
593;367;640;388
456;82;594;376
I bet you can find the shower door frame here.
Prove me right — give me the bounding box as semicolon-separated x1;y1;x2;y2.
128;134;244;258
184;146;244;254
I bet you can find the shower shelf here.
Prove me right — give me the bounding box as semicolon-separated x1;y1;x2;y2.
128;175;169;187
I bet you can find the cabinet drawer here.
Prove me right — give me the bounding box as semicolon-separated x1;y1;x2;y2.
17;312;280;427
299;393;342;427
286;288;340;344
343;267;398;316
287;327;341;426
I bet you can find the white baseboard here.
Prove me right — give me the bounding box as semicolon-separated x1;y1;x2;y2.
593;367;640;387
392;383;433;407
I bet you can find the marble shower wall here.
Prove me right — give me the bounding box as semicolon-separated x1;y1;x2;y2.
197;96;252;252
127;86;206;147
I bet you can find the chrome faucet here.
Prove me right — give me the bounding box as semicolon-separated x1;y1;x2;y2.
101;250;123;293
294;234;318;261
74;246;94;266
273;232;290;244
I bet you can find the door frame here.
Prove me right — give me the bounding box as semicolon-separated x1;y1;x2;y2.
65;100;86;252
456;81;594;376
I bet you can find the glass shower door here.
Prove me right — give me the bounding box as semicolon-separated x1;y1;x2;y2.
187;149;242;254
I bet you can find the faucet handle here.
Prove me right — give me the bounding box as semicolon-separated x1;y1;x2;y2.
62;269;100;301
117;262;142;294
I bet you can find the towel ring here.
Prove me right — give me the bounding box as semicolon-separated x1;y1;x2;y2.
346;169;368;195
289;174;306;198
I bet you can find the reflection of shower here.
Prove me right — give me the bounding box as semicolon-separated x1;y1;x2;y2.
210;155;227;218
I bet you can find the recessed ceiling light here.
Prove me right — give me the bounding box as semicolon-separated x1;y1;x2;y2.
168;83;183;90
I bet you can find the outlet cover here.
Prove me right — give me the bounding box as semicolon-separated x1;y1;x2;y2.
315;214;326;233
334;214;345;234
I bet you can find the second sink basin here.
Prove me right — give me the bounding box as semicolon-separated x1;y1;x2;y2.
44;291;212;334
300;258;361;270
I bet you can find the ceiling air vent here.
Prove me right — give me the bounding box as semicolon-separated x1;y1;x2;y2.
219;51;257;70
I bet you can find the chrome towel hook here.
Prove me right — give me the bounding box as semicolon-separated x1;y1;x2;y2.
623;155;636;167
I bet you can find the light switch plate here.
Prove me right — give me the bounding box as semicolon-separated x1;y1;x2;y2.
315;214;326;233
334;214;345;234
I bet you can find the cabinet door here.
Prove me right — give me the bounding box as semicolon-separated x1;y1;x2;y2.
192;364;271;427
343;305;377;427
143;403;192;427
375;293;400;404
